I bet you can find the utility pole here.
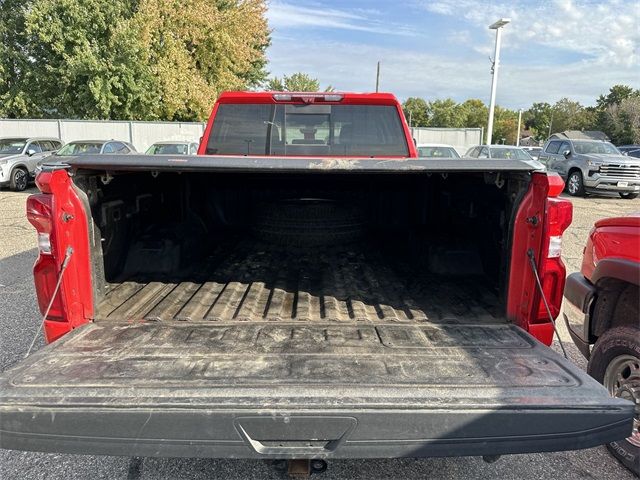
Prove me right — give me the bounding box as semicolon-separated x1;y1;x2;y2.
547;109;554;139
375;61;380;93
486;18;510;145
516;108;523;146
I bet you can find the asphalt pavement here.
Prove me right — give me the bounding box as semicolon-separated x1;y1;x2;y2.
0;186;637;480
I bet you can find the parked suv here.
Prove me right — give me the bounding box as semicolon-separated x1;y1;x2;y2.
0;137;62;191
540;139;640;199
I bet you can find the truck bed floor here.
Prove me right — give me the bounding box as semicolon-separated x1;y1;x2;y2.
95;239;501;323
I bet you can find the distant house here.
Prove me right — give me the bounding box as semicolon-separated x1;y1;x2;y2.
518;128;541;146
519;135;540;146
549;130;610;142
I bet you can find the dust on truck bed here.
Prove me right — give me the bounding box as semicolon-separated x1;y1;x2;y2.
95;238;500;324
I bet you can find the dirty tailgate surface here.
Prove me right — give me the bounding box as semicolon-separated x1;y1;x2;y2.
0;322;632;459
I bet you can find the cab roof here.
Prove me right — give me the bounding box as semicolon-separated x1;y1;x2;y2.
216;91;401;106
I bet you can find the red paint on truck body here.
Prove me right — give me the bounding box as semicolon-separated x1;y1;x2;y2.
197;91;418;158
30;169;94;342
582;213;640;280
507;172;572;345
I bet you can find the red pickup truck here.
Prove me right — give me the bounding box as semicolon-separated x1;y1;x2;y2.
0;92;633;468
564;214;640;475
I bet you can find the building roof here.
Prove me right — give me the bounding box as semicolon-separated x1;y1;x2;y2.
549;130;610;141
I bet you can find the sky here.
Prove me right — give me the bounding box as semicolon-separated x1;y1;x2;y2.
265;0;640;108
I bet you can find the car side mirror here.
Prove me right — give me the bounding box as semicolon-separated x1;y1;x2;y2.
562;149;571;158
622;151;628;156
27;148;37;157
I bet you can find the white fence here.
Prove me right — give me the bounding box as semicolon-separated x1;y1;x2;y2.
0;119;482;156
410;127;483;155
0;119;206;153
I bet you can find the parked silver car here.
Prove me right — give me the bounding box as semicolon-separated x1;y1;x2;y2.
145;141;199;155
416;143;460;158
539;139;640;199
465;145;535;160
54;140;137;156
0;137;62;191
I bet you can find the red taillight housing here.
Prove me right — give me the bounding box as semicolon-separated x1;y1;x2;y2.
27;194;66;323
532;197;573;324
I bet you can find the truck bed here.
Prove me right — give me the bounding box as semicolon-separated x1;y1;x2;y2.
95;238;500;324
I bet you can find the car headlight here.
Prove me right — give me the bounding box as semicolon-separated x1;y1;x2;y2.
586;160;601;167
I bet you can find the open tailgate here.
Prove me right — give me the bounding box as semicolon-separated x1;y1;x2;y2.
0;322;633;459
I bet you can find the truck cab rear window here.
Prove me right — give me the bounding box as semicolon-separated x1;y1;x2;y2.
206;104;409;157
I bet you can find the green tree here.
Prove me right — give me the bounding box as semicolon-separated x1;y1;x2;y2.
603;97;640;144
524;102;553;140
595;85;640;143
596;84;639;109
20;0;159;119
0;0;270;120
0;0;37;117
460;99;487;129
427;98;465;127
128;0;270;120
402;97;429;127
492;106;518;144
265;72;333;92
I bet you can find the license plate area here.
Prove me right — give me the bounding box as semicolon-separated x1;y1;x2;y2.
617;181;629;187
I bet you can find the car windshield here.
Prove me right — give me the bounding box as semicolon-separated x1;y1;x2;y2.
489;147;533;160
146;143;189;155
417;146;460;158
56;142;103;156
573;141;620;155
206;103;409;156
0;139;27;154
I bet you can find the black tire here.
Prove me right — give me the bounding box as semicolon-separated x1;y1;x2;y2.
566;170;585;197
619;192;639;200
587;326;640;476
253;198;365;247
10;167;29;191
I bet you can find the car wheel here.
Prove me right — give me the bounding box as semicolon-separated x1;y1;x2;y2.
619;192;639;200
10;167;29;191
566;170;585;196
587;326;640;476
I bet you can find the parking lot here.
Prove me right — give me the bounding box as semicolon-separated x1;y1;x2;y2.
0;186;638;480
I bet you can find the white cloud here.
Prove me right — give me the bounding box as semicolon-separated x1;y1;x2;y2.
418;0;640;67
265;0;639;107
267;1;417;36
267;35;639;108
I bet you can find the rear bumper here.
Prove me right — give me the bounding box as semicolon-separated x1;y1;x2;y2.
562;272;596;358
0;405;633;459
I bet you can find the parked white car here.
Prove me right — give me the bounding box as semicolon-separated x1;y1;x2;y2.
416;143;460;158
145;141;199;155
0;137;62;191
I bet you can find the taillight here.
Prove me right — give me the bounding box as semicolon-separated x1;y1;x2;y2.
27;194;66;322
533;197;573;323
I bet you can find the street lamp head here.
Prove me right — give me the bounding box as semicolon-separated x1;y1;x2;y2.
489;18;511;29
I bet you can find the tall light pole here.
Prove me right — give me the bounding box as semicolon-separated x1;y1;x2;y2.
375;61;381;92
516;108;523;146
486;18;510;145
